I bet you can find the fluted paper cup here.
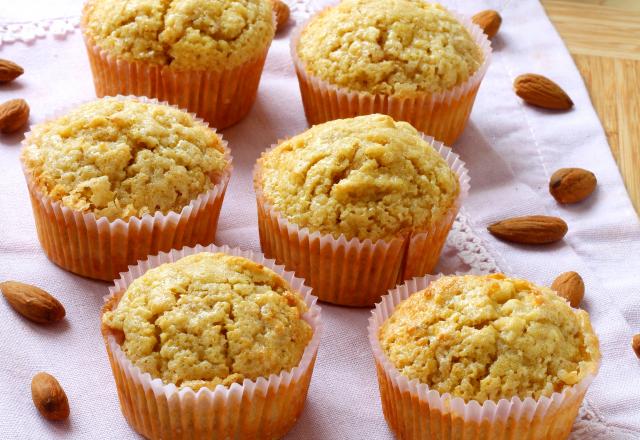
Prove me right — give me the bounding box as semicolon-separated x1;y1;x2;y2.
368;274;600;439
101;244;322;440
290;7;492;145
81;3;274;129
253;136;469;307
21;96;232;281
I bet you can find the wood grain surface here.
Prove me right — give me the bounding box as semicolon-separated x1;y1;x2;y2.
542;0;640;214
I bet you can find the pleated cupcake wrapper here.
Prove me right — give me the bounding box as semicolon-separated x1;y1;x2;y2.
21;95;233;281
368;274;600;440
101;244;322;440
290;7;492;145
253;136;470;307
81;4;274;129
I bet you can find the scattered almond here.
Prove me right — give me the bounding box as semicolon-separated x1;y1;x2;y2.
1;281;65;324
549;168;597;204
0;59;24;83
472;10;502;39
0;98;30;134
514;74;573;110
488;215;568;244
31;372;70;421
632;334;640;359
551;271;584;307
273;0;290;32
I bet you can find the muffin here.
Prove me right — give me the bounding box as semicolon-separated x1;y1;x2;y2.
81;0;276;129
254;114;469;306
101;245;321;440
21;96;232;280
369;273;600;439
291;0;492;144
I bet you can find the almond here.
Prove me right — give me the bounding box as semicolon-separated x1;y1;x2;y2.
0;59;24;83
0;98;30;134
632;334;640;359
549;168;597;204
31;372;70;421
488;215;568;244
0;281;65;324
551;271;584;307
514;74;573;110
472;10;502;39
273;0;290;32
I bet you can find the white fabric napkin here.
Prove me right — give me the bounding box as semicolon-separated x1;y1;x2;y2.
0;1;639;438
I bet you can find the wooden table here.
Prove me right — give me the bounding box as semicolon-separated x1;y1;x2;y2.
542;0;640;214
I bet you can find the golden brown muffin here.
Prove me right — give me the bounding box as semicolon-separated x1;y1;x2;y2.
21;97;228;220
102;252;313;390
83;0;275;70
256;114;459;241
379;274;600;403
297;0;483;97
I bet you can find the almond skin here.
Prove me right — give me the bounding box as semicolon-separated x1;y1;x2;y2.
0;281;65;324
549;168;597;204
551;271;584;307
0;59;24;83
514;74;573;110
31;372;70;421
488;215;568;244
632;334;640;359
0;98;30;134
472;10;502;39
273;0;290;32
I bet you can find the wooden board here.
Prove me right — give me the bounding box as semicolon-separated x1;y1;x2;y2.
542;0;640;214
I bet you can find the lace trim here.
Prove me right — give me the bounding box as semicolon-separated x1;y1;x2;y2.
0;16;79;45
448;210;503;275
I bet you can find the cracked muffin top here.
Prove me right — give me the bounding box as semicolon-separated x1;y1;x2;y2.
102;252;313;390
255;114;459;242
82;0;275;69
297;0;483;97
378;274;600;403
21;97;228;220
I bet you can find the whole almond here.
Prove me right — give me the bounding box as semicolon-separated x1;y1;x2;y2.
551;271;584;307
632;334;640;359
1;281;65;324
472;10;502;39
0;98;30;133
549;168;597;204
488;215;568;244
31;372;70;421
514;74;573;110
0;59;24;83
273;0;290;32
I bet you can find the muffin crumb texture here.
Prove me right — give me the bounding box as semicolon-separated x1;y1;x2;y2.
257;114;459;241
22;98;227;220
379;274;600;402
103;253;313;390
83;0;275;69
298;0;483;96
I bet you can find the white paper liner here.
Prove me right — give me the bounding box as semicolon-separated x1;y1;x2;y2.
368;274;600;439
20;95;233;281
254;134;470;306
101;243;322;440
290;6;493;145
81;2;275;129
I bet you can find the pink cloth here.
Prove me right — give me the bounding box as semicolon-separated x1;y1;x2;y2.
0;1;639;438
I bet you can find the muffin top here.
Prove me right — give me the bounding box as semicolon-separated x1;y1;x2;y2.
297;0;483;97
256;114;459;242
378;274;600;403
102;252;313;390
22;98;228;221
83;0;275;69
